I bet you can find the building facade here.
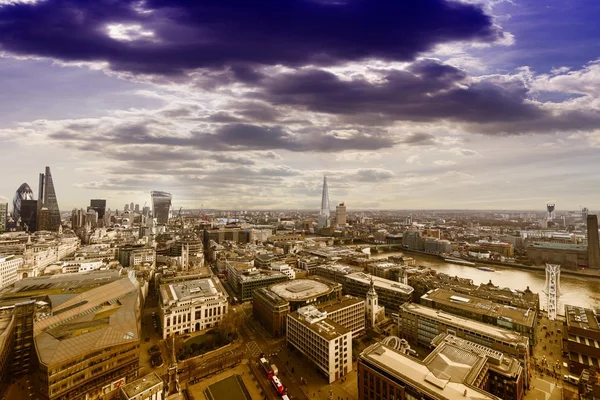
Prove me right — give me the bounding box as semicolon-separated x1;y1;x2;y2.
226;262;289;301
0;255;23;289
0;203;6;232
287;305;352;383
38;166;62;231
563;304;600;375
343;273;413;314
150;191;172;225
158;278;228;339
12;183;35;226
117;245;155;269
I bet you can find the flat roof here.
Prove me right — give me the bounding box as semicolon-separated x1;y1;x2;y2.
565;304;600;331
163;278;221;302
346;272;414;295
319;296;365;314
121;372;163;398
422;288;535;327
530;242;587;251
289;307;350;340
360;342;499;400
238;271;287;282
269;279;332;301
401;303;528;346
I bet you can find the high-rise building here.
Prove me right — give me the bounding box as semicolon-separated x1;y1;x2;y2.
588;215;600;268
37;207;52;231
134;203;140;213
130;202;134;213
89;199;106;220
318;176;330;228
151;191;172;224
12;183;35;224
336;202;346;226
20;200;38;232
124;203;129;212
0;203;7;232
37;166;61;231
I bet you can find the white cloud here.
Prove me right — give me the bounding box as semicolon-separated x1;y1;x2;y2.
434;160;457;166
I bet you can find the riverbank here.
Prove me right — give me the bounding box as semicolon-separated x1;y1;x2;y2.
384;247;600;280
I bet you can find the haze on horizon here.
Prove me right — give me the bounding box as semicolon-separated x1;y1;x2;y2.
1;0;599;211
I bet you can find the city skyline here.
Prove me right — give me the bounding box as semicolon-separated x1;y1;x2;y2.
1;1;600;210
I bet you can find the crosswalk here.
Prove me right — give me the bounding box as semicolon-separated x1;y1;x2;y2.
246;341;262;357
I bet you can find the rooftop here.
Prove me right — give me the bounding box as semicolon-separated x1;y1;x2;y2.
401;303;528;346
238;270;288;283
346;272;414;295
162;278;221;303
120;372;163;398
269;279;332;301
360;342;499;400
318;296;365;314
422;288;535;328
530;242;587;251
290;306;350;340
565;304;600;331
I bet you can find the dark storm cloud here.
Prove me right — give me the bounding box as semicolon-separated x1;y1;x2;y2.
0;0;502;75
401;133;437;146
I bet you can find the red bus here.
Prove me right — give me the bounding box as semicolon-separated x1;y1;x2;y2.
271;376;285;396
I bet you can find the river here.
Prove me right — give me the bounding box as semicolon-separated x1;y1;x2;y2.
370;251;600;313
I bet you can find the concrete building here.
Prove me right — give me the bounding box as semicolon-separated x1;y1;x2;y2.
0;254;23;289
0;271;142;400
267;262;296;280
287;305;352;383
120;372;163;400
397;303;530;386
226;262;289;301
158;278;228;339
420;288;536;347
562;304;600;375
343;273;413;314
204;228;251;245
336;202;347;227
358;334;524;400
526;242;588;268
118;245;155;269
0;203;7;233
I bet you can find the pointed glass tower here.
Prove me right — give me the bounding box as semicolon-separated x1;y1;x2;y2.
38;166;61;231
318;176;330;228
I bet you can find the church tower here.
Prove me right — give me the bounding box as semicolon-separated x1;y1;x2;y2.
366;277;379;328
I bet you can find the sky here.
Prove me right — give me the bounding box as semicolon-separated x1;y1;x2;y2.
0;0;599;212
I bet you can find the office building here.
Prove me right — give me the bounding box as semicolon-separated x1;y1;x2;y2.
397;303;530;385
420;288;536;346
343;273;413;314
150;191;172;224
588;215;600;268
578;368;600;400
38;166;62;231
204;228;251;244
318;176;331;229
0;271;141;400
20;199;38;232
0;203;6;232
12;183;35;225
158;277;228;339
37;207;52;231
226;262;289;301
357;336;523;400
336;202;347;226
563;304;600;375
119;372;163;400
89;199;107;221
287;305;352;383
252;277;343;336
0;255;23;289
117;244;155;269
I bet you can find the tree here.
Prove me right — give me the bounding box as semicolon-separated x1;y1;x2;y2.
214;311;243;342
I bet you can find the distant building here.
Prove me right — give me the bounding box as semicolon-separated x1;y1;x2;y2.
120;372;163;400
38;166;61;231
12;182;35;225
336;202;347;227
588;215;600;268
287;305;353;383
20;200;37;232
151;191;172;225
343;272;413;314
89;199;107;221
205;228;251;244
318;176;331;229
117;244;155;269
226;263;289;301
526;242;588;268
0;255;23;289
0;203;6;232
158;278;228;339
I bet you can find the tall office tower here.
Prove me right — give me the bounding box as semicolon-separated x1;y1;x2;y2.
71;208;86;229
124;203;129;212
20;200;38;232
38;166;61;231
588;215;600;268
336;202;347;226
142;206;150;217
583;207;589;226
0;203;7;232
151;191;172;224
130;202;134;213
546;203;555;221
317;176;330;228
37;207;52;231
134;203;140;213
12;183;35;223
89;199;106;220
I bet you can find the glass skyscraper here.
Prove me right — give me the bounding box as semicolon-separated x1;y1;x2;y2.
38;166;61;231
12;183;35;224
150;191;172;224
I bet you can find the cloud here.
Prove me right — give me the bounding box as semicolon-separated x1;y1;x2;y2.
434;160;458;166
0;0;503;75
401;132;437;146
352;168;395;182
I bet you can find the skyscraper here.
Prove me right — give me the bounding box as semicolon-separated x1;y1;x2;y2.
318;176;330;228
12;183;35;223
151;191;172;224
20;200;38;232
336;202;347;227
38;166;61;231
89;199;106;220
588;215;600;268
0;203;7;232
